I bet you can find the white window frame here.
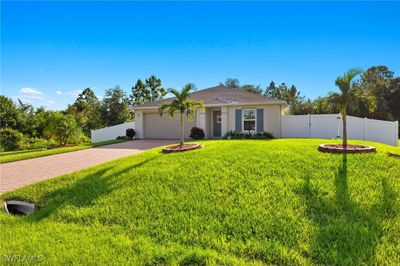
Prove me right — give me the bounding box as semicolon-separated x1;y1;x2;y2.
242;109;257;132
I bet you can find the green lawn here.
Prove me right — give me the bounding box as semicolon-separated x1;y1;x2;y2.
0;139;399;265
0;139;127;164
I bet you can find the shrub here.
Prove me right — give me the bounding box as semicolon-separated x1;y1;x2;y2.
223;130;273;140
189;127;205;140
116;136;128;140
253;131;274;139
43;113;82;146
0;128;24;151
20;137;52;150
69;132;90;145
126;128;135;139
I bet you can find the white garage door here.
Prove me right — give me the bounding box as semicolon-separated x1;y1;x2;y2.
144;113;196;139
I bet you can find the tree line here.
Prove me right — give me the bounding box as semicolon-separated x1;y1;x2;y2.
0;75;167;151
223;65;399;122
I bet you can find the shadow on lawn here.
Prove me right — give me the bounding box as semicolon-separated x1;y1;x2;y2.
28;156;158;222
301;154;397;265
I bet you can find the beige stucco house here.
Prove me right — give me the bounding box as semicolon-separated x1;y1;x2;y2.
131;85;287;139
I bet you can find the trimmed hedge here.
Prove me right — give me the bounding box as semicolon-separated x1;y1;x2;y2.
223;130;273;140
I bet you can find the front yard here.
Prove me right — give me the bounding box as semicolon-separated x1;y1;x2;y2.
0;139;399;265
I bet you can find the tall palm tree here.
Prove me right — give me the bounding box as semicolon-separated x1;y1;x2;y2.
159;84;204;146
329;68;370;148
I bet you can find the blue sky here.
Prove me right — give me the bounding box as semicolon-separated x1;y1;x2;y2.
1;1;399;110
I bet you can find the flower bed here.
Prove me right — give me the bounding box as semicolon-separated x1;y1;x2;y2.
162;144;201;153
318;143;376;154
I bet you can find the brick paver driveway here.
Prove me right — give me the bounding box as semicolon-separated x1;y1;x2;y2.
0;139;175;193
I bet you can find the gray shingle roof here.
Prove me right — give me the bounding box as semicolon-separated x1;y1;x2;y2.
132;85;287;109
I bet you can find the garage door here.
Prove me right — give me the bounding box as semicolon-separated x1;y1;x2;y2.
144;113;196;139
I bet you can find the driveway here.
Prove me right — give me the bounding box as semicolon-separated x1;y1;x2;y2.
0;139;175;193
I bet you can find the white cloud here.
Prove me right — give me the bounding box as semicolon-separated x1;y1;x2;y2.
66;89;82;98
56;90;63;95
11;87;63;110
19;87;44;101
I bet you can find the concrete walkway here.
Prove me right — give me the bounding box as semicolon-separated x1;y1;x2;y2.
0;139;175;193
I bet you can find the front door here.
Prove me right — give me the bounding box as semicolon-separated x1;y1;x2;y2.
213;110;222;138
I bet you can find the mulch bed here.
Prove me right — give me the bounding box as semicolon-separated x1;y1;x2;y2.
318;143;376;154
162;144;202;154
47;144;77;150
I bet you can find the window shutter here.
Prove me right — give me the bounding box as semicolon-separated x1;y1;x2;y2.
235;109;242;132
257;109;264;132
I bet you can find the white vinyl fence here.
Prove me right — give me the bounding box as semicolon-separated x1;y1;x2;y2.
281;114;398;147
91;122;135;143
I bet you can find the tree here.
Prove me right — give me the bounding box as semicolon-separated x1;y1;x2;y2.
281;85;304;114
297;98;314;115
0;96;22;129
75;88;99;107
44;112;82;146
312;96;340;114
66;88;102;136
224;78;241;89
130;79;150;105
24;107;52;138
388;77;400;121
264;81;280;97
100;86;132;127
146;75;166;101
130;75;166;105
264;82;306;114
241;84;263;95
158;84;204;146
329;68;367;148
358;65;399;120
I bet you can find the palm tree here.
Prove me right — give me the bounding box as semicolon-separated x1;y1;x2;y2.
159;83;204;146
329;68;375;148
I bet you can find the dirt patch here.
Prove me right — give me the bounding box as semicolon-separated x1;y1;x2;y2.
162;144;202;154
318;143;376;154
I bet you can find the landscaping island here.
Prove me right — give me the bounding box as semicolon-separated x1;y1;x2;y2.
162;143;202;153
318;143;376;154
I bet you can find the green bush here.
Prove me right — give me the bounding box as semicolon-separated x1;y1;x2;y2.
189;127;205;140
126;128;135;139
0;128;24;151
223;130;273;140
69;132;90;145
19;137;48;150
43;112;83;145
253;131;274;139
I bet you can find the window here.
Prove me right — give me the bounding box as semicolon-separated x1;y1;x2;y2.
243;109;256;131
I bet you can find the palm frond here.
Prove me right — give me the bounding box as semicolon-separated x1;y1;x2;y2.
168;88;181;99
158;83;201;121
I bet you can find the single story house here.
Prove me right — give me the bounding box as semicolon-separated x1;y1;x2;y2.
131;85;288;139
